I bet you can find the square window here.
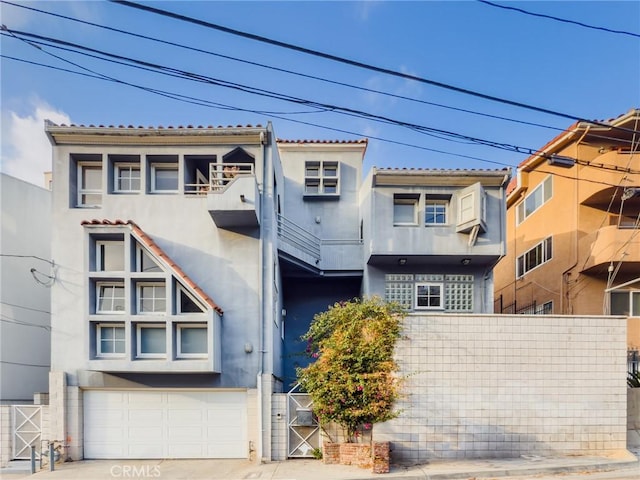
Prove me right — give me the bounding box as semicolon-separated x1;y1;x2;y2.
425;201;447;225
177;325;208;358
137;325;166;357
305;180;320;194
97;324;125;356
393;195;418;225
305;163;320;177
97;283;125;313
97;241;124;271
115;164;141;192
78;163;102;207
415;283;443;309
138;283;166;314
151;164;179;192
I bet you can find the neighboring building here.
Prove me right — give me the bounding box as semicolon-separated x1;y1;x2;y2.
45;121;509;461
493;108;640;347
0;173;52;404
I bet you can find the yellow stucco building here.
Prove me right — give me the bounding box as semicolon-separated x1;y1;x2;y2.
494;108;640;348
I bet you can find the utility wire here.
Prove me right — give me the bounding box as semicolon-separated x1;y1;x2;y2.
0;0;567;134
0;254;55;265
109;0;639;133
0;360;49;368
0;301;50;315
7;28;640;168
478;0;640;40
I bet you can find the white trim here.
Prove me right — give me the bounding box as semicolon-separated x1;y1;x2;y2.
150;163;179;193
96;323;126;357
414;282;444;310
176;324;208;358
96;282;125;314
136;324;166;358
114;163;141;193
136;281;167;314
77;162;102;207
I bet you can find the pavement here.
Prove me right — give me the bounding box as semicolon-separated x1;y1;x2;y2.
1;450;638;480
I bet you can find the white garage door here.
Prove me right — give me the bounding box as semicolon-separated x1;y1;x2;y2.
84;390;247;459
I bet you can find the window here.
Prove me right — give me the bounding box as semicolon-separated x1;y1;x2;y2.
535;301;553;315
456;182;487;234
97;324;125;357
78;163;102;207
517;176;552;224
97;283;125;313
136;325;166;358
304;161;340;196
415;283;443;310
115;164;140;193
516;237;552;278
393;194;418;225
137;247;162;273
137;283;166;314
611;291;640;316
178;286;205;313
177;325;208;358
97;241;124;271
151;164;179;192
459;193;475;224
386;274;473;312
425;200;447;225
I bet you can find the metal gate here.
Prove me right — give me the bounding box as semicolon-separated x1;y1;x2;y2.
287;384;320;458
12;405;42;459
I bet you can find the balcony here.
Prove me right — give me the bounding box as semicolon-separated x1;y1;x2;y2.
580;225;640;275
276;215;363;273
201;163;260;228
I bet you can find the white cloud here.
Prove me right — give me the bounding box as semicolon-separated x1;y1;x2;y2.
0;100;71;188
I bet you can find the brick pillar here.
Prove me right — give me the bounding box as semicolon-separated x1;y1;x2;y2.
372;441;390;474
48;372;66;446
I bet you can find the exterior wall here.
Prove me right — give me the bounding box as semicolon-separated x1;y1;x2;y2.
50;143;264;388
0;174;51;402
375;314;627;463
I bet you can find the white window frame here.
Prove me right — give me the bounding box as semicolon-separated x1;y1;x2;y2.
114;163;141;193
137;282;167;315
96;240;125;272
77;162;102;207
304;160;340;196
393;196;418;226
517;175;553;224
516;236;553;278
176;324;208;358
425;200;448;225
151;163;179;193
414;283;444;310
96;282;126;314
96;323;126;357
136;324;166;358
176;285;205;314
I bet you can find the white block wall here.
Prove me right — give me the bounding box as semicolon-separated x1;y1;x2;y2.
271;394;287;460
375;314;628;463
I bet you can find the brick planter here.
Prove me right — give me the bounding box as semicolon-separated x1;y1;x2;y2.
323;441;389;473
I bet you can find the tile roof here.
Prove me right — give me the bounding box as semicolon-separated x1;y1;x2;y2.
276;138;368;144
48;122;263;130
374;167;510;172
80;219;223;315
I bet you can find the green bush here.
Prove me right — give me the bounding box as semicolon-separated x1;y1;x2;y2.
296;297;404;442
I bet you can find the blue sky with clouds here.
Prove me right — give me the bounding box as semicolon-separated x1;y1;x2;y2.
1;0;638;187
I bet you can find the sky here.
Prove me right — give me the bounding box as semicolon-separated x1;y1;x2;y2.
1;0;639;188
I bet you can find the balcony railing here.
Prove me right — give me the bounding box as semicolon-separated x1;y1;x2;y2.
277;214;321;263
185;163;254;195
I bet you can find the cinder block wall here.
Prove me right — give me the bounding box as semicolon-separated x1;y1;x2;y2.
375;314;627;463
271;394;287;460
0;405;11;467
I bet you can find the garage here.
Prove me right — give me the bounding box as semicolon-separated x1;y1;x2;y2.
83;390;247;459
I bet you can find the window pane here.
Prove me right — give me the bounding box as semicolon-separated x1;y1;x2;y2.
323;165;337;177
426;203;446;224
180;327;207;354
117;166;140;191
632;292;640;317
98;285;125;312
140;328;165;354
611;292;629;315
305;181;319;194
180;290;204;313
323;181;338;194
139;285;166;313
394;201;416;224
99;326;125;354
82;166;102;190
139;250;162;272
154;168;178;190
80;194;101;206
100;242;124;271
543;176;553;202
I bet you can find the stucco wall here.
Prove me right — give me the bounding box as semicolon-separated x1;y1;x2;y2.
375;314;627;463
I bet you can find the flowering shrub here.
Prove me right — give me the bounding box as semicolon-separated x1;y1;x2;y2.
297;297;404;442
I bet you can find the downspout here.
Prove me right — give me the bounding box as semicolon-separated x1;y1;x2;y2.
258;126;273;463
561;127;589;314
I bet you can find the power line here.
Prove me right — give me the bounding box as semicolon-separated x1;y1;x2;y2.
0;360;49;368
0;0;567;134
0;301;50;315
109;0;639;132
478;0;640;40
1;316;51;331
0;254;55;265
8;28;639;167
